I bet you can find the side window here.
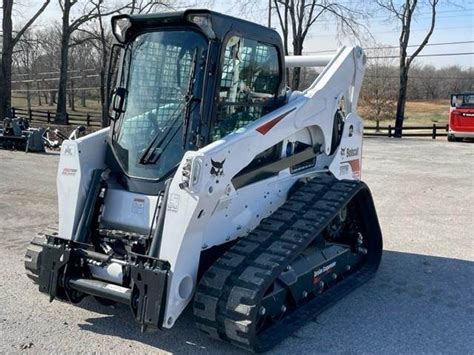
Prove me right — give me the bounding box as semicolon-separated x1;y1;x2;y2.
211;36;280;141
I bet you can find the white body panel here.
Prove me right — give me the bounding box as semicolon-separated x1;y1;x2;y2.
285;55;333;67
160;46;366;327
57;128;109;240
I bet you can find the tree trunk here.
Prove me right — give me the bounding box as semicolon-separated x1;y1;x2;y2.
68;81;75;111
56;36;70;121
395;67;408;137
291;67;301;90
56;1;71;122
26;83;32;110
291;37;303;90
1;0;14;120
81;90;86;107
98;11;109;128
37;81;42;106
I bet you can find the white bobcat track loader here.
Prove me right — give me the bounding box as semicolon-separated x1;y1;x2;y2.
24;9;382;352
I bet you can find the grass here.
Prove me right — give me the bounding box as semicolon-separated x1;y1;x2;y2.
11;96;102;115
361;99;449;127
12;95;450;127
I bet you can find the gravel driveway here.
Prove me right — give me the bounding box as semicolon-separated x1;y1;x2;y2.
0;137;473;353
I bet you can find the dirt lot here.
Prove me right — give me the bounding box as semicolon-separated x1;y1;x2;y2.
0;138;473;353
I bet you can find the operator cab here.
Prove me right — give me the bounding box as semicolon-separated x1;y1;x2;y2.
107;10;286;194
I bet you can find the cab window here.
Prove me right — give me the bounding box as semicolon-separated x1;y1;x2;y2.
211;36;281;141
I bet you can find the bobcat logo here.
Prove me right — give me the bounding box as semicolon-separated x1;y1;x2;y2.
210;158;225;177
340;148;346;157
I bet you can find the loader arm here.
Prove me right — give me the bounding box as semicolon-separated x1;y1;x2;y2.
159;46;367;326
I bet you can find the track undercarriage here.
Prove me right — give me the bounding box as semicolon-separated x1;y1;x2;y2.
193;176;382;352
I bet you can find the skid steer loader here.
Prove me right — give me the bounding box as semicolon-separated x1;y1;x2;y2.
24;9;382;352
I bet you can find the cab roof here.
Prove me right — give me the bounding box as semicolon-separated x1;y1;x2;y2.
113;9;282;49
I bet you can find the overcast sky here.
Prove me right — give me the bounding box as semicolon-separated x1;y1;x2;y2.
8;0;474;68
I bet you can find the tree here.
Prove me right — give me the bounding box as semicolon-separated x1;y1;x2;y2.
0;0;50;120
272;0;363;89
360;47;398;129
55;0;170;124
13;30;43;110
376;0;439;137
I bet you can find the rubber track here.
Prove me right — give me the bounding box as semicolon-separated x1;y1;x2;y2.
193;176;380;352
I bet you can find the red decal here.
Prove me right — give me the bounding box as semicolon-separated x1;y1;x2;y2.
348;159;361;178
256;107;296;135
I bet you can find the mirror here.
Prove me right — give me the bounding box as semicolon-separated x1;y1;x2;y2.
451;95;457;107
110;87;127;119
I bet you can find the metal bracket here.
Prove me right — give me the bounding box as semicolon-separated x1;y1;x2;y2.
38;242;71;302
130;258;169;331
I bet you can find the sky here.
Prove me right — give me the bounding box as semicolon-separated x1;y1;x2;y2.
5;0;474;69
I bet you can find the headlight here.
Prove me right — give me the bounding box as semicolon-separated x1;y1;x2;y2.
187;14;215;39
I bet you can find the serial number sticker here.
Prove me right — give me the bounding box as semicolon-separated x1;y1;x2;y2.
105;284;129;294
167;193;180;212
132;198;145;214
340;164;349;176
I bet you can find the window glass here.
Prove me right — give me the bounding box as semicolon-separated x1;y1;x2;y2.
112;30;207;180
211;36;280;141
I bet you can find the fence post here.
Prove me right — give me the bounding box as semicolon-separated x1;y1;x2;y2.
86;114;91;127
432;124;436;139
388;125;392;138
445;124;449;132
47;111;51;123
28;109;33;122
11;107;16;118
65;113;69;125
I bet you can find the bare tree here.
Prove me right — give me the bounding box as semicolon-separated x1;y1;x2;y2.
55;0;171;123
13;30;44;110
0;0;50;120
55;0;133;122
376;0;439;137
273;0;363;89
360;47;398;130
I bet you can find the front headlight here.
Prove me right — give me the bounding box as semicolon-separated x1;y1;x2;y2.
187;14;215;39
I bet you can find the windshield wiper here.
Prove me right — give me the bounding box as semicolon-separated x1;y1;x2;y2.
138;104;184;165
138;48;200;165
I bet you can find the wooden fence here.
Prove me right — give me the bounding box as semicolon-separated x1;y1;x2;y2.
364;123;449;139
11;107;449;138
11;107;102;128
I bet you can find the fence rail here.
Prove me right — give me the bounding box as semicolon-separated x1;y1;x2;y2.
11;107;102;128
364;123;449;139
11;107;449;138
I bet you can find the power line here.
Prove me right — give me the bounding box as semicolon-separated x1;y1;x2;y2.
308;25;474;38
305;41;474;54
368;52;474;59
366;75;473;80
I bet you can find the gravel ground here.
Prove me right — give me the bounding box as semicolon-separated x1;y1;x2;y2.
0;138;473;354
